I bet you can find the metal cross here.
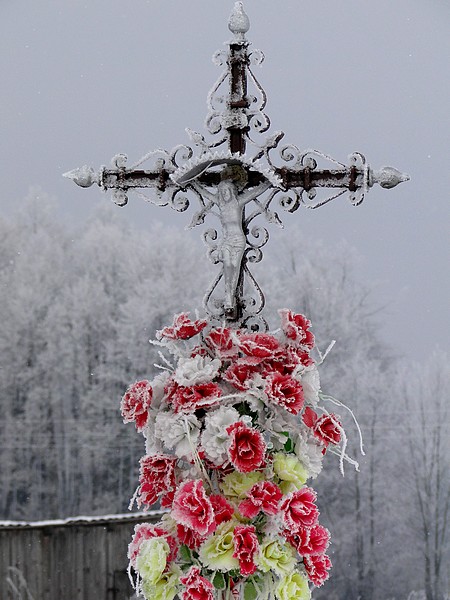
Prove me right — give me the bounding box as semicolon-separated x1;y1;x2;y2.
65;2;409;330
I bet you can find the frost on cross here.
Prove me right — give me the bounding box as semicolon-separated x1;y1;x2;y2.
65;0;408;331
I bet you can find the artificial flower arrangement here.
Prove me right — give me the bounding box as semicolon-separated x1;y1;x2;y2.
121;309;359;600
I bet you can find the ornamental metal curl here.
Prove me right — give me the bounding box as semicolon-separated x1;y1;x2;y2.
64;1;409;330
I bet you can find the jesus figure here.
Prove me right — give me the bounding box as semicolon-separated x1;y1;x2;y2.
191;177;271;318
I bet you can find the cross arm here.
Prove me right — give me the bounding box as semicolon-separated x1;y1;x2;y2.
65;156;408;209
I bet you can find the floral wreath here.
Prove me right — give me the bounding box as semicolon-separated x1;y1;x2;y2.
121;309;363;600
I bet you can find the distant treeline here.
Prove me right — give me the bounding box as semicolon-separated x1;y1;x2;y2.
0;190;448;600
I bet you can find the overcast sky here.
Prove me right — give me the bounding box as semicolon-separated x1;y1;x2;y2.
1;0;448;358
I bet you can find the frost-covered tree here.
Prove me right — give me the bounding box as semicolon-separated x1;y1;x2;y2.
0;195;447;600
259;229;398;600
394;352;450;600
0;195;209;518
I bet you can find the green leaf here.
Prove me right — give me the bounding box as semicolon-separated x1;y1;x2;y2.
228;569;241;579
179;544;191;563
284;437;293;452
244;581;258;600
213;572;226;590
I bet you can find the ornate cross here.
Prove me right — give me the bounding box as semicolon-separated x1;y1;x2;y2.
65;2;408;330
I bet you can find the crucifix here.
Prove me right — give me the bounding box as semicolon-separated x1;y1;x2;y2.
65;2;408;330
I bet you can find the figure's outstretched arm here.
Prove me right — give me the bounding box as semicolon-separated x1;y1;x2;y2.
239;180;272;206
189;181;218;206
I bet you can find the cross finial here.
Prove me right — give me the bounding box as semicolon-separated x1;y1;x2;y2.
228;2;250;41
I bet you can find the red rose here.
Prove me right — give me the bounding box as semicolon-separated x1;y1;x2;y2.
171;382;222;413
238;332;281;360
265;372;305;415
286;524;330;556
233;524;259;576
121;380;152;431
280;487;319;531
171;479;215;536
180;566;215;600
304;553;332;587
137;454;177;509
205;327;239;359
279;309;315;350
227;422;266;473
303;408;342;447
157;312;208;341
223;361;258;391
239;481;283;519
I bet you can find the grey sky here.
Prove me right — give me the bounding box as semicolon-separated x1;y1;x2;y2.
1;0;448;358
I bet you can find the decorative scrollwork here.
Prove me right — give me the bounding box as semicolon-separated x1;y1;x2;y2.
203;271;226;319
248;66;267;113
169;189;190;212
170;145;194;169
278;189;301;213
203;228;221;264
241;314;269;332
248;112;271;137
247;224;269;250
348;152;368;206
249;48;265;66
241;261;266;317
278;144;303;169
245;246;263;264
212;49;228;67
66;2;409;329
129;149;172;171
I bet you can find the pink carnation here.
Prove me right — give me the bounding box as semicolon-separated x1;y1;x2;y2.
239;481;283;519
137;454;177;509
279;309;315;350
121;380;152;431
210;494;235;525
303;408;342;447
176;524;205;550
180;566;215;600
291;347;315;367
157;313;208;341
170;382;222;413
223;361;258;391
304;553;332;587
286;524;330;556
233;524;259;576
171;480;215;536
205;327;239;359
227;422;266;473
280;487;319;531
265;372;305;415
